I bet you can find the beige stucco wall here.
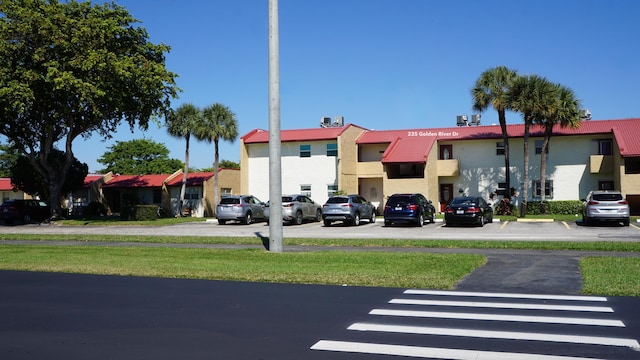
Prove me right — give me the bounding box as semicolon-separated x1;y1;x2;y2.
240;139;249;195
337;126;366;194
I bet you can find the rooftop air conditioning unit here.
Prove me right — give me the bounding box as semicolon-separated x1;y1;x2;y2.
320;117;332;127
471;114;481;126
580;109;591;120
456;115;468;127
333;116;344;126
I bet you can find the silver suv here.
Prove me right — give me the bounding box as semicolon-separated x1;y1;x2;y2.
582;190;630;226
265;194;322;225
216;195;266;225
322;194;376;226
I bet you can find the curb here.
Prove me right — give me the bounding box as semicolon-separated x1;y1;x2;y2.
516;218;554;222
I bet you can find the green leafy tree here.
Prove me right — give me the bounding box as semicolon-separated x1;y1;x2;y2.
200;160;240;172
196;103;239;213
11;149;88;202
0;0;178;216
536;84;581;214
508;74;557;217
472;66;518;195
0;142;21;178
97;139;183;175
166;103;202;215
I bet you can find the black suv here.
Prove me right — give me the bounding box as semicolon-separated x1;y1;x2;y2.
383;193;436;227
0;199;50;225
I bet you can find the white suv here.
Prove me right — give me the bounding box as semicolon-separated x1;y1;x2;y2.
582;190;630;226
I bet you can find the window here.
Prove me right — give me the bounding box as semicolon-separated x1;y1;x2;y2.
299;144;311;157
326;143;338;157
532;180;553;198
599;139;613;155
598;181;614;190
153;189;162;204
496;142;505;156
535;140;548;154
439;145;452;160
496;182;507;196
220;188;232;196
327;184;338;197
625;157;640;174
300;184;311;197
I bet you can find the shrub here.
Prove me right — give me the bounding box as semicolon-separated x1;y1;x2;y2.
120;205;159;221
526;200;582;215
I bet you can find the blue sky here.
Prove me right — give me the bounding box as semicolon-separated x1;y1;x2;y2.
72;0;639;173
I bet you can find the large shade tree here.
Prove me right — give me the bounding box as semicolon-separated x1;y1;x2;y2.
508;74;557;217
0;0;178;217
166;103;202;216
97;139;183;175
196;103;239;214
472;66;518;197
535;84;581;214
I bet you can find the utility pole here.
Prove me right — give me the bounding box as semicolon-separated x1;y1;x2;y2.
268;0;283;252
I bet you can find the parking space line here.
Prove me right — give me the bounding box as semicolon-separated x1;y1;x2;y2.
562;221;571;230
630;223;640;230
500;220;508;229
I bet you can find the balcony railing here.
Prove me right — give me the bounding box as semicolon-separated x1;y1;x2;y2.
590;155;613;174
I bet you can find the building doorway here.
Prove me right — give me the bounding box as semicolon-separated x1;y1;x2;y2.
439;183;453;212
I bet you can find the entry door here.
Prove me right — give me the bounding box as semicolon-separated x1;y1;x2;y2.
439;184;454;212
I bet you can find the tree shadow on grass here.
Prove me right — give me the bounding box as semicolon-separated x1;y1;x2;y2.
254;232;270;250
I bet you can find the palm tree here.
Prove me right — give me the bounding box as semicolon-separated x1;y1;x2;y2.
196;103;239;215
166;103;202;216
472;66;518;198
535;84;581;214
508;74;556;217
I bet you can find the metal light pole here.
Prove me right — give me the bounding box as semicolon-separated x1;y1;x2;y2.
268;0;283;252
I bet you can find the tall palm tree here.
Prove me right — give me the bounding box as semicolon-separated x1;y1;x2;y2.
472;66;518;198
166;103;202;216
508;74;556;217
196;103;239;215
535;84;581;214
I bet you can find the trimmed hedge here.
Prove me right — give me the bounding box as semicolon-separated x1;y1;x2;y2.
525;200;582;215
120;205;159;221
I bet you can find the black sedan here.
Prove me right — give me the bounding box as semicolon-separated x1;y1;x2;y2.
444;196;493;227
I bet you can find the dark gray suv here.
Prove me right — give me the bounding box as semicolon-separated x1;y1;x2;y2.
383;193;435;227
322;194;376;226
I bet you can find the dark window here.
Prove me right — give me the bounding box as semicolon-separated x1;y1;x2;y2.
599;181;614;190
496;142;505;156
599;140;613;155
533;180;553;198
153;189;162;204
625;157;640;174
535;140;548;155
326;143;338;157
299;144;311;157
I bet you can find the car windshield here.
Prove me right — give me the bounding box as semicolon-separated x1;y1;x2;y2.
326;197;348;204
451;198;476;206
592;193;623;201
220;198;240;205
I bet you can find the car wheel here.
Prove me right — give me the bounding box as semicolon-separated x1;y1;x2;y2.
429;212;435;223
488;212;493;223
294;211;303;225
22;214;32;224
478;215;484;227
623;219;630;226
315;209;322;222
353;213;361;226
384;219;391;227
370;212;376;224
218;219;226;225
244;212;252;225
582;214;590;226
417;213;424;227
323;219;331;227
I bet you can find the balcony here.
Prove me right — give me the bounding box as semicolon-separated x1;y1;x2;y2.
437;159;459;177
590;155;613;174
357;161;384;176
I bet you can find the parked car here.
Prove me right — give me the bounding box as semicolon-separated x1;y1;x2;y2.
216;195;266;225
264;194;322;225
444;196;493;227
322;194;376;226
383;193;435;227
0;199;50;225
582;190;630;226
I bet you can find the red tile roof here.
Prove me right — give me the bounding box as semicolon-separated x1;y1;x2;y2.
0;178;14;191
241;124;366;144
355;118;640;162
166;172;214;186
101;174;169;188
83;175;104;187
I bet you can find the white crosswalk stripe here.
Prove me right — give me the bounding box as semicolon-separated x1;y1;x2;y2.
310;289;640;359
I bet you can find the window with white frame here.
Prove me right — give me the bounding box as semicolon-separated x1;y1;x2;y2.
220;188;232;196
327;184;338;197
532;180;553;198
598;139;613;155
300;184;311;197
496;142;505;155
299;144;311;157
326;143;338;157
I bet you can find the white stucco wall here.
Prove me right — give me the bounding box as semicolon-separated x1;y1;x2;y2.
246;141;338;205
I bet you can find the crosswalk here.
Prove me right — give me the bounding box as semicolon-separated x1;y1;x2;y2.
310;289;640;359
